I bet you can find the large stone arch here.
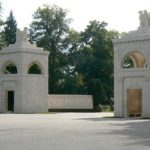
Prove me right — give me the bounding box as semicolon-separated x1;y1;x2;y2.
121;51;147;68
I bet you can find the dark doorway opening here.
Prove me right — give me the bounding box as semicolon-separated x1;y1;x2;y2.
8;91;14;112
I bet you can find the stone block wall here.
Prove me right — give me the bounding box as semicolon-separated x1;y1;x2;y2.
48;95;93;110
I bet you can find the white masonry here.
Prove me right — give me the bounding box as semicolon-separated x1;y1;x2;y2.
0;28;49;113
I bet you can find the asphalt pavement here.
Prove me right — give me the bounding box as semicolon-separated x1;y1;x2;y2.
0;112;150;150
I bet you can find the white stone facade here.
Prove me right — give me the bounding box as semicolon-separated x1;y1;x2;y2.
113;11;150;118
0;28;49;113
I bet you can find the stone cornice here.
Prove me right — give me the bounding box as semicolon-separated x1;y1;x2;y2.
113;28;150;44
113;37;150;44
0;49;49;55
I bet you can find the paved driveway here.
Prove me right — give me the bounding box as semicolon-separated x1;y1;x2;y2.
0;112;150;150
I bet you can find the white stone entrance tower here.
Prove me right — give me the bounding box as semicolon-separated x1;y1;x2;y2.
0;28;49;113
113;10;150;118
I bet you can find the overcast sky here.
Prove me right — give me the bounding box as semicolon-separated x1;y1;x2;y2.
1;0;150;32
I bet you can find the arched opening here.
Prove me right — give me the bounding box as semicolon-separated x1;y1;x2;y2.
28;63;42;74
122;51;147;68
2;63;17;74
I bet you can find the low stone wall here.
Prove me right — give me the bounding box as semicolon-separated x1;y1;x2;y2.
48;95;93;110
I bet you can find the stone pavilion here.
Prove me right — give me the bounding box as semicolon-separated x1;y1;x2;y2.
0;28;49;113
113;10;150;118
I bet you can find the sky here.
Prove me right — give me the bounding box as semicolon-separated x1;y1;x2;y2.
1;0;150;33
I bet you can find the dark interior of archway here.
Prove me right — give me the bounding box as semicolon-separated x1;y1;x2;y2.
28;64;42;74
4;64;17;74
123;56;134;68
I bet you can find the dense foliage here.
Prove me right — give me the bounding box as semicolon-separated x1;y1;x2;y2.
75;21;118;108
29;5;118;108
29;5;71;93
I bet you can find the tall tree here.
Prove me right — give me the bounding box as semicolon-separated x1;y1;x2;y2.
30;5;71;93
3;10;17;45
75;20;118;106
57;29;85;94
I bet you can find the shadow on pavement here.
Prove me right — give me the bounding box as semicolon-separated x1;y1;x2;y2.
75;116;125;121
108;120;150;147
75;117;150;147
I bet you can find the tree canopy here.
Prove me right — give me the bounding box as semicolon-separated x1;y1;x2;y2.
74;20;118;107
30;5;71;93
29;5;118;109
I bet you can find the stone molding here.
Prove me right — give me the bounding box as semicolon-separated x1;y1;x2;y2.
0;49;49;55
113;38;150;44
